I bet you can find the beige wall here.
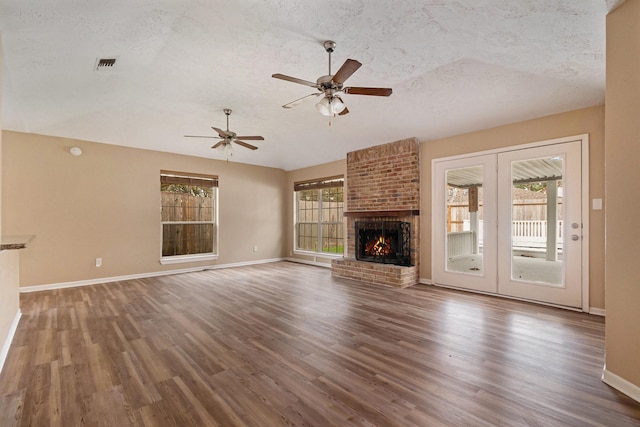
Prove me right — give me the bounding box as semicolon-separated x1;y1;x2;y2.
0;34;22;365
605;0;640;388
2;131;287;287
420;105;606;309
284;159;346;265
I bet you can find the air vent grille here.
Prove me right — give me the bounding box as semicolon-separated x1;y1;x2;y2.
95;57;118;71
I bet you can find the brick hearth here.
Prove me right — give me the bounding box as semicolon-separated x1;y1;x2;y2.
332;137;420;288
331;258;418;288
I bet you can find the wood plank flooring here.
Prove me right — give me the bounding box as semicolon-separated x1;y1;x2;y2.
1;261;639;426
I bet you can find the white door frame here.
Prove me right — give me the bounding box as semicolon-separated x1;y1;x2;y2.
431;134;590;312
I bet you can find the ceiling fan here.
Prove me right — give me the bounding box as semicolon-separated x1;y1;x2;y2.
184;109;264;155
272;40;392;117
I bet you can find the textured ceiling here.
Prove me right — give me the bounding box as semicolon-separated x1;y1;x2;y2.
0;0;622;170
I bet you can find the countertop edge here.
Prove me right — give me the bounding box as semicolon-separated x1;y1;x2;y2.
1;235;35;250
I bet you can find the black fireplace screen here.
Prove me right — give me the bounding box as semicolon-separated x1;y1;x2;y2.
355;221;411;266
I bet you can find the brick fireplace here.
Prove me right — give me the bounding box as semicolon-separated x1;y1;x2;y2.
332;137;420;288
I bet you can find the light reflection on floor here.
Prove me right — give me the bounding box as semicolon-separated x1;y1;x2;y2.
439;297;576;394
447;254;563;284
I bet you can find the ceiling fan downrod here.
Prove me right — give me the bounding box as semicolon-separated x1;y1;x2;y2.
324;40;336;76
223;108;232;132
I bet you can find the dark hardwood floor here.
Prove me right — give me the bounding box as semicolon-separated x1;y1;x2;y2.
1;261;639;426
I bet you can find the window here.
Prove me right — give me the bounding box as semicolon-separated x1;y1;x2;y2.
294;176;344;255
160;171;218;263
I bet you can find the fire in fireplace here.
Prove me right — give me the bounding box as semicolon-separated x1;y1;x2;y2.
367;235;392;257
355;221;411;266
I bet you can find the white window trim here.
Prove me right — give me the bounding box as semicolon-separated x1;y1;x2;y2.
293;249;344;259
160;177;219;264
160;253;219;265
294;186;344;256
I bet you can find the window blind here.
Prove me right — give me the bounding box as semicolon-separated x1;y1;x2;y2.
161;171;218;188
294;175;343;191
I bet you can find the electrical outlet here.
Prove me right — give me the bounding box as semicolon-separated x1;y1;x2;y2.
95;257;102;267
253;245;258;252
592;198;603;210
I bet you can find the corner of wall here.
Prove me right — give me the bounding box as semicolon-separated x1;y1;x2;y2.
604;0;640;397
0;32;22;376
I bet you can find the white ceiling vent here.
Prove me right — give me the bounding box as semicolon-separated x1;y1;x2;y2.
95;57;118;71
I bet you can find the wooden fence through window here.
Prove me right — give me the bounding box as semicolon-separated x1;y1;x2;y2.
161;191;216;256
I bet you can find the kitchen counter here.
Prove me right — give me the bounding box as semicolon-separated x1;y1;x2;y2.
0;235;35;250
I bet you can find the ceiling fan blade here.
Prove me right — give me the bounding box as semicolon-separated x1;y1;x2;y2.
282;93;321;109
184;135;220;139
344;87;392;96
212;141;226;149
272;73;318;88
234;140;258;150
336;96;349;115
333;59;362;84
212;127;231;138
235;135;264;140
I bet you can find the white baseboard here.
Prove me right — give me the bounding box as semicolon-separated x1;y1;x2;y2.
602;366;640;404
285;257;332;268
20;266;208;293
0;310;22;375
206;258;284;270
20;258;285;293
589;307;606;317
419;278;433;285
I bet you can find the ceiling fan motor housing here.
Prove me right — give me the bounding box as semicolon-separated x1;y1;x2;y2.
317;75;342;96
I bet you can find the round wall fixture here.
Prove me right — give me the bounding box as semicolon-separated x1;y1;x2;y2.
69;147;82;156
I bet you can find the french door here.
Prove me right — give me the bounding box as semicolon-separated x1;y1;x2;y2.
433;154;497;293
433;139;586;309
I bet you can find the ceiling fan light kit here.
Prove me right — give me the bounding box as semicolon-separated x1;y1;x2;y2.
272;40;392;117
223;141;234;158
316;96;346;116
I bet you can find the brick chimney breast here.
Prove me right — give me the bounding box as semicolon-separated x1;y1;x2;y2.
346;138;420;212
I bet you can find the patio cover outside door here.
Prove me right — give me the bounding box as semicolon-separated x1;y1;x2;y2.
433;137;588;309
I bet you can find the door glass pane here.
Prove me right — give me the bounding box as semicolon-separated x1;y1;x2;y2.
445;166;484;275
510;156;564;285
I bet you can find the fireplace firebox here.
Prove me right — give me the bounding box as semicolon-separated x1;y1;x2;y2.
355;221;411;266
